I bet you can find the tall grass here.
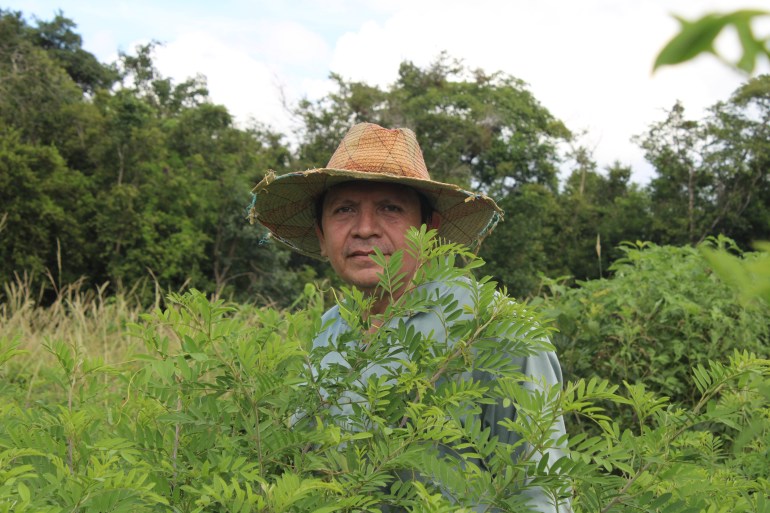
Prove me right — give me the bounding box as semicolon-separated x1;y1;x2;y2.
0;273;150;397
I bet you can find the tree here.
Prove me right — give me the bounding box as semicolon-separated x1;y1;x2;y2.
85;45;302;304
635;78;770;248
164;105;302;303
635;102;710;245
479;183;564;297
0;10;304;305
651;6;770;243
559;157;654;281
0;10;85;146
0;130;94;285
482;149;655;298
294;54;571;193
31;10;117;93
700;75;770;246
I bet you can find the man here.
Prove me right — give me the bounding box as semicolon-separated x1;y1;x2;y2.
250;122;570;512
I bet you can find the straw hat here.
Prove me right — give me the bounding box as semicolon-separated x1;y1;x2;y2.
249;122;502;259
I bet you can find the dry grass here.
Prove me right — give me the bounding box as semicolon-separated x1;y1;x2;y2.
0;271;286;405
0;273;150;368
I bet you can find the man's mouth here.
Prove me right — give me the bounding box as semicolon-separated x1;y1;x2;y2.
348;250;388;258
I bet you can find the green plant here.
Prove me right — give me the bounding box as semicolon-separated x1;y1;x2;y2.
1;232;769;511
655;10;770;74
540;238;770;412
702;240;770;307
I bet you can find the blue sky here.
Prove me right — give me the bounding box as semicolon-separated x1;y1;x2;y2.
7;0;770;183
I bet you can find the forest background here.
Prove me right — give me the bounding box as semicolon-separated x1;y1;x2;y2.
2;8;770;307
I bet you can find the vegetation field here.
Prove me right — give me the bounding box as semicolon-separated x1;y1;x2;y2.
2;235;769;512
2;7;770;513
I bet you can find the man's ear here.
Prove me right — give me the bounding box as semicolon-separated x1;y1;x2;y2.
314;222;327;258
427;212;442;231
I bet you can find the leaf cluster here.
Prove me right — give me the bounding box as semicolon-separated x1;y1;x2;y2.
540;238;770;415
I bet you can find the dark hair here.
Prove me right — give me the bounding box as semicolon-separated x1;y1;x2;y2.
314;186;434;233
418;192;434;224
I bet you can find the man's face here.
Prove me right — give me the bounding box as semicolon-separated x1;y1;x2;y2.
316;181;423;295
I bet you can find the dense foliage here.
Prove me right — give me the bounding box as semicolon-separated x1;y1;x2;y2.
538;237;770;426
2;10;770;305
0;9;301;304
1;232;769;512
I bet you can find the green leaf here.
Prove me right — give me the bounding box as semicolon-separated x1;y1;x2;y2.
654;14;726;70
654;10;770;73
17;481;31;503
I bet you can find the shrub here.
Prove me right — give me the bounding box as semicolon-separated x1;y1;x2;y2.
540;237;770;409
0;231;769;512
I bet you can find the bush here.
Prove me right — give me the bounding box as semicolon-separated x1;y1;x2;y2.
540;237;770;408
1;232;769;512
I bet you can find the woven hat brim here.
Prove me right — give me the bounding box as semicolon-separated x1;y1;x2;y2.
251;168;502;259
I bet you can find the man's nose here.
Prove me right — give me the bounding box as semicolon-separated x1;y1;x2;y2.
352;207;380;238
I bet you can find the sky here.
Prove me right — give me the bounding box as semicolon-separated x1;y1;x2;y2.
8;0;770;184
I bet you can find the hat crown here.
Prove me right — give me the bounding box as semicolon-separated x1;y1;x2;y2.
326;123;430;180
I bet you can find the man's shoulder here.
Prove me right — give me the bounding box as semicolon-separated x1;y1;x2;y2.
313;304;344;349
416;276;476;302
320;303;342;323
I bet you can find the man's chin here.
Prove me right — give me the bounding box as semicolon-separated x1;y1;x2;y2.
353;279;411;298
348;277;382;294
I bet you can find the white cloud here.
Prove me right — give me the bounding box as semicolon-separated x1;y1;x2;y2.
323;0;770;182
136;15;333;135
251;20;331;68
153;32;291;132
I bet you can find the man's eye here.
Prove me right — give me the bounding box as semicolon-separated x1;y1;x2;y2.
333;206;353;214
383;204;402;212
